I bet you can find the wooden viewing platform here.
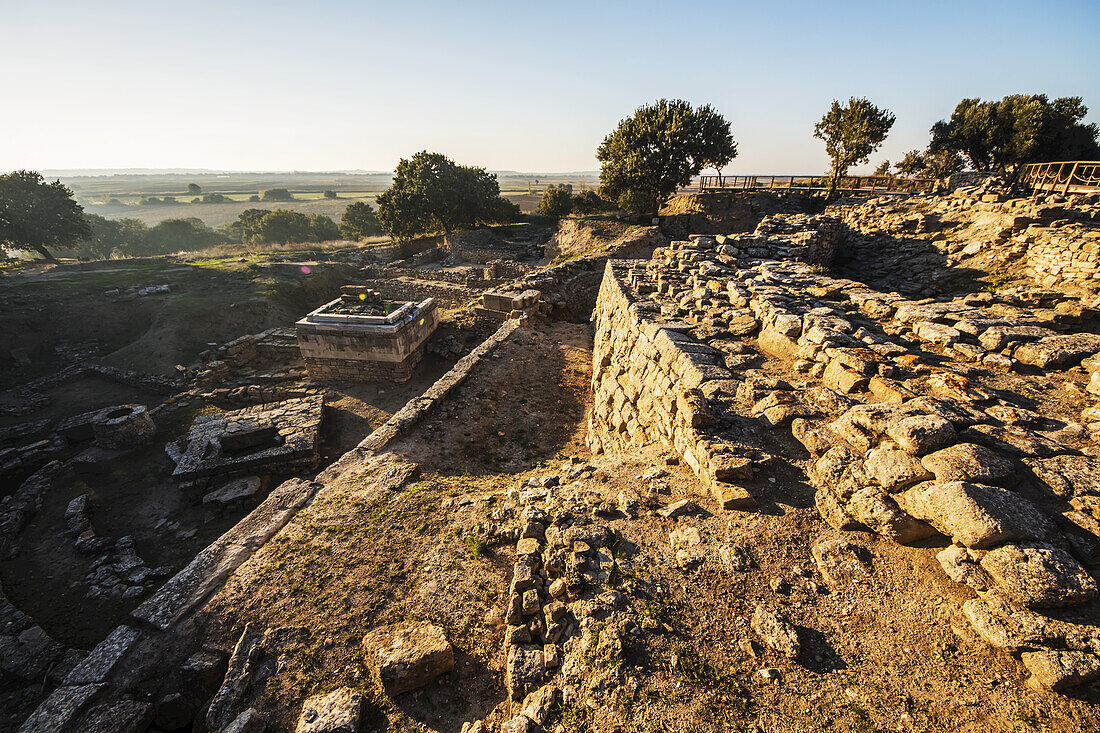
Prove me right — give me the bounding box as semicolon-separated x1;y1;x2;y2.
1021;161;1100;195
697;173;936;196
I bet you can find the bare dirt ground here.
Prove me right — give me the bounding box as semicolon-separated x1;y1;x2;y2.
187;320;1098;733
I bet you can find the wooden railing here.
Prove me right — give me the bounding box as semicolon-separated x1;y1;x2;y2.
1021;161;1100;195
697;174;936;196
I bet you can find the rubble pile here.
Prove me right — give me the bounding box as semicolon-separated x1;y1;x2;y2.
588;208;1100;692
839;188;1100;296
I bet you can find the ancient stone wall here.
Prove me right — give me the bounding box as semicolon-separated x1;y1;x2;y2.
356;278;473;307
1025;223;1100;288
302;348;426;382
588;260;757;509
296;299;440;382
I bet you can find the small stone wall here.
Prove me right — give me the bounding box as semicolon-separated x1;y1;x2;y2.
302;349;426;382
356;278;473;307
588;261;756;509
1025;223;1100;288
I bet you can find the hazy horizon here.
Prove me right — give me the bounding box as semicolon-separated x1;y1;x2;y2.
4;0;1099;175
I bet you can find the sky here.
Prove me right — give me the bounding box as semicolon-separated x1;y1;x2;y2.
2;0;1099;175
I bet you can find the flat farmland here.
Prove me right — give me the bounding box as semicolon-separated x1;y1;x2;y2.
83;195;381;227
57;170;600;226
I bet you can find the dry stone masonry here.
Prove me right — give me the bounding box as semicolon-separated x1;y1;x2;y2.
587;208;1100;692
295;287;439;382
170;395;323;489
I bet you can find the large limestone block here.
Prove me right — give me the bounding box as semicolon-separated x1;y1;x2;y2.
919;443;1015;486
1021;650;1100;691
1014;334;1100;370
864;442;933;491
295;688;362;733
885;414;956;456
978;542;1099;608
505;645;545;701
757;326;799;362
846;487;938;544
896;481;1052;549
363;622;454;697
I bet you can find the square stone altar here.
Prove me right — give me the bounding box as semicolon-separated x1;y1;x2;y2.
295;287;440;382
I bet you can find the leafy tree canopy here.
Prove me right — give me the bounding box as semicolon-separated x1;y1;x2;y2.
596;99;737;215
896;148;965;179
930;94;1100;175
187;183;202;195
536;186;573;218
145;218;222;255
571;189;610;215
75;213;123;260
340;201;382;240
813;97;895;192
228;208;339;245
376;151;516;241
0;170;91;260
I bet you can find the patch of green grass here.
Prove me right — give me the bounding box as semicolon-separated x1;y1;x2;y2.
672;645;752;716
558;703;591;732
847;703;886;733
462;535;488;559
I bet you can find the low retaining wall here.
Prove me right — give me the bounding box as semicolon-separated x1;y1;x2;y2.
588;260;755;509
357;278;474;307
1025;224;1100;289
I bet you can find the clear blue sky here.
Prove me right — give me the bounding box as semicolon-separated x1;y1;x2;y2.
2;0;1098;174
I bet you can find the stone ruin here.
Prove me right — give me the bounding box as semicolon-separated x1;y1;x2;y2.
169;395;324;491
295;285;439;382
476;288;545;320
586;206;1100;692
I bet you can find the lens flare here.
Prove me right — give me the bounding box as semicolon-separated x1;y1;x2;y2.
300;266;311;274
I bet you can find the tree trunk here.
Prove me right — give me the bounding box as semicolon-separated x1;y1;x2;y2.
827;164;842;198
33;244;57;262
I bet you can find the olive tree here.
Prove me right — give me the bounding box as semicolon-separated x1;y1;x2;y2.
0;170;91;260
813;97;896;194
340;201;382;239
536;186;573;218
929;95;1100;179
376;151;514;241
596;99;737;215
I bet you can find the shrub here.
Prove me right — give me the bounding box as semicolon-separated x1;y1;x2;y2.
340;201;382;239
536;186;573;218
261;188;293;202
571;189;609;215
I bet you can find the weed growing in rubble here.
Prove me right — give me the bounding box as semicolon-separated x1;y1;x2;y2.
463;535;488;558
558;702;591;732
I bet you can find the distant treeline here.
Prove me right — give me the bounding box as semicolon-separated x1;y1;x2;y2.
72;201;383;259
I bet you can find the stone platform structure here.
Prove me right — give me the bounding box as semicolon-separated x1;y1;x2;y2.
475;288;543;320
171;395;323;488
295;287;439;382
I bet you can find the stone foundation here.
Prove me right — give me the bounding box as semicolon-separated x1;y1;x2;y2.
303;348;425;382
